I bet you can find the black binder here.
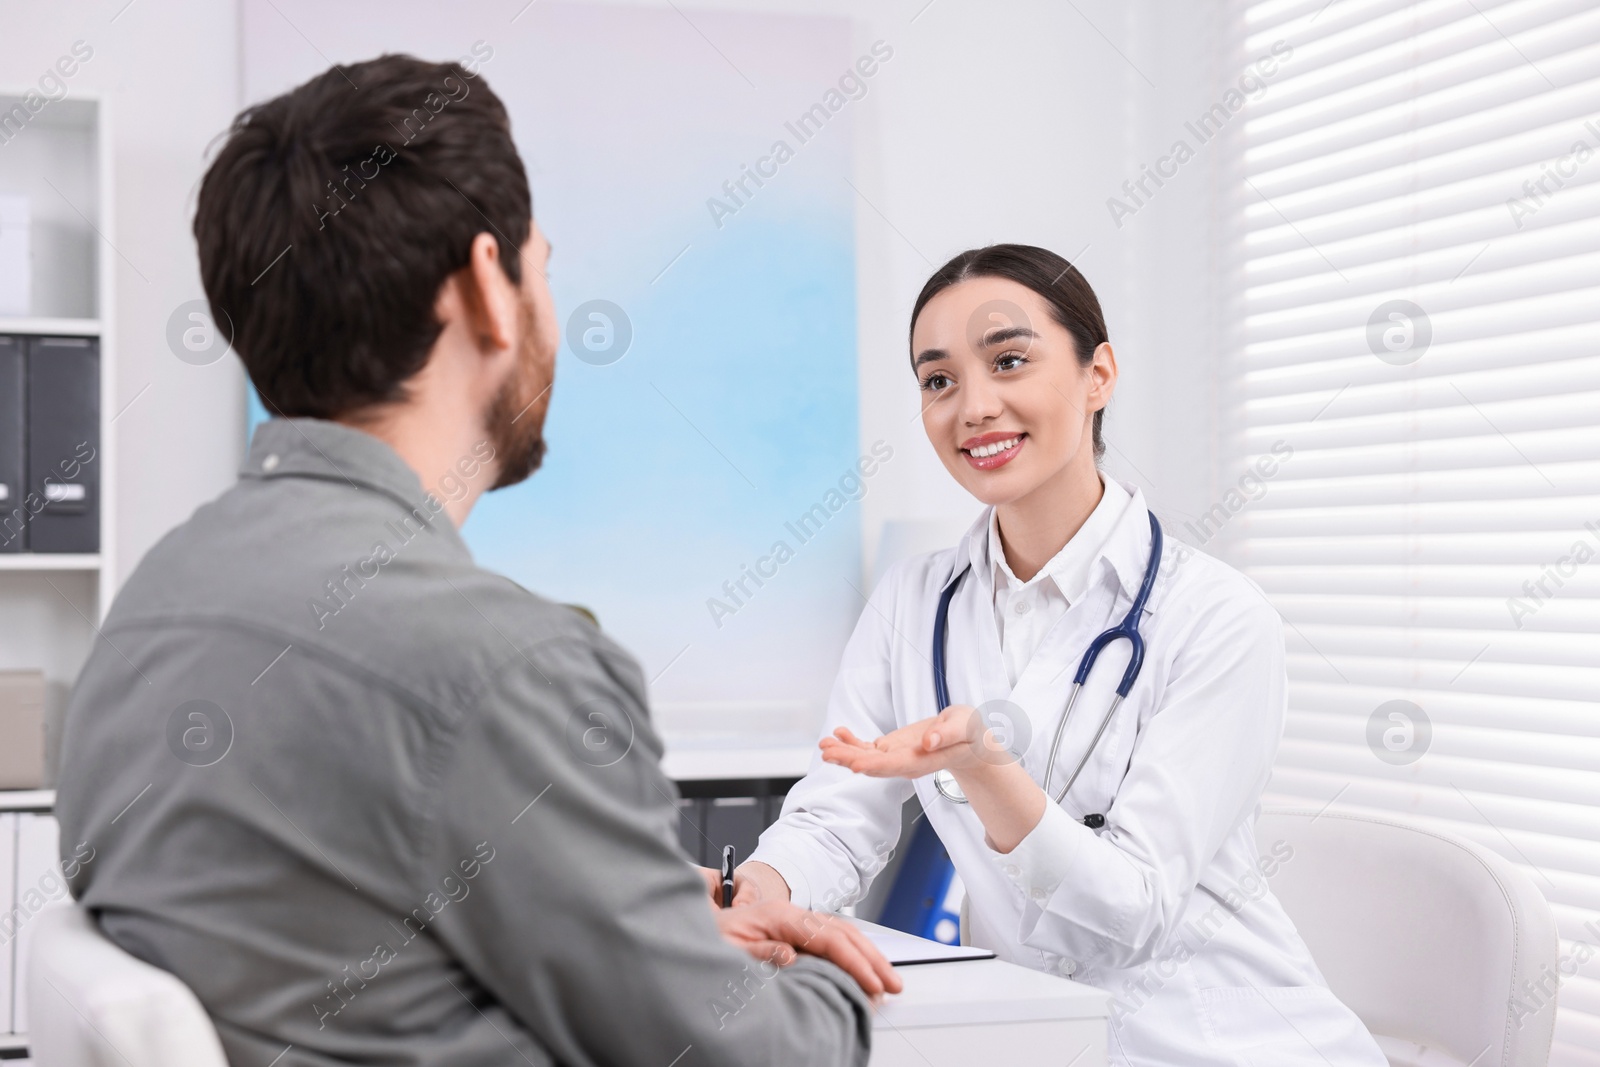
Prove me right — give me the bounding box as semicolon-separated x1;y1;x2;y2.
26;335;99;553
0;336;23;552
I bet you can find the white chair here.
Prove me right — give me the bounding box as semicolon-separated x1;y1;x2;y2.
1255;806;1558;1067
26;905;229;1067
957;807;1560;1067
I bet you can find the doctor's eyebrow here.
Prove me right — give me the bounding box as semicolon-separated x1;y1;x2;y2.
913;349;948;367
977;326;1038;346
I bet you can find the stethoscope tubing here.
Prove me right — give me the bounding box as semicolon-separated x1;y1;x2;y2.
930;511;1163;814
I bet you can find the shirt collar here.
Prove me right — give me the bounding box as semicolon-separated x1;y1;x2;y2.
239;418;467;549
983;474;1132;604
955;476;1154;606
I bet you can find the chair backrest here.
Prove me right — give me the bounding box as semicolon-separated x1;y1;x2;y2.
26;905;229;1067
1256;806;1559;1067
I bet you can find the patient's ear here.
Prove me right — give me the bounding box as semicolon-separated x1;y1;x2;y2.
438;232;517;354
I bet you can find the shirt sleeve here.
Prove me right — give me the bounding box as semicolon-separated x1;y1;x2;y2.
424;623;873;1067
982;582;1286;971
750;565;915;911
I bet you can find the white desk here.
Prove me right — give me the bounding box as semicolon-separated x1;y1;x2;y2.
864;930;1109;1066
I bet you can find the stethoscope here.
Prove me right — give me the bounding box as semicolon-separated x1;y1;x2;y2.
930;510;1163;830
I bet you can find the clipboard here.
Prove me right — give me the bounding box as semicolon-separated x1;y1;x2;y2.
847;916;995;966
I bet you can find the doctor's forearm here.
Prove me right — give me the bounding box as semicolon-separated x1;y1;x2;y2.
950;760;1048;854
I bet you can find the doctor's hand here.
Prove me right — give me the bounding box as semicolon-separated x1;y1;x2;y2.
820;706;1049;854
713;900;902;1004
697;860;791;908
819;704;998;779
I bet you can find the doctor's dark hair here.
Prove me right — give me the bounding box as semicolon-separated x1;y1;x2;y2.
909;244;1108;460
193;51;530;419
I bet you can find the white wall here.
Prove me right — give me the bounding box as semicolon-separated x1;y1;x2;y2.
2;0;1225;595
1119;3;1234;533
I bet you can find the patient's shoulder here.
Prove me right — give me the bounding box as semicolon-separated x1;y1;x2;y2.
406;561;634;689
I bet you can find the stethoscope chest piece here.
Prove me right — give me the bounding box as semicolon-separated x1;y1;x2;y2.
932;768;966;803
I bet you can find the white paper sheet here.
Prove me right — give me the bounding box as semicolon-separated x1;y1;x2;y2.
847;917;995;966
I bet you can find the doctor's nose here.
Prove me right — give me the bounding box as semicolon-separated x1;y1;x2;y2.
958;372;1006;427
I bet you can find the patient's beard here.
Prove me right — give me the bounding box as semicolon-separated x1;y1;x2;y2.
483;297;550;491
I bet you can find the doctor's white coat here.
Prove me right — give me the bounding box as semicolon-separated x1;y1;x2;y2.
749;482;1388;1067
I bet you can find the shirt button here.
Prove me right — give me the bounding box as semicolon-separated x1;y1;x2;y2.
1002;863;1021;878
262;453;280;471
1058;959;1077;977
1028;887;1047;903
1013;600;1030;615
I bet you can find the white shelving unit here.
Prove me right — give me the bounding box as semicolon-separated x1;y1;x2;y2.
0;319;102;338
0;87;114;1052
0;84;116;689
0;793;53;814
0;555;100;572
0;92;116;610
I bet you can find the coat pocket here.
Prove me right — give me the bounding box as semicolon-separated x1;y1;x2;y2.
1194;984;1384;1067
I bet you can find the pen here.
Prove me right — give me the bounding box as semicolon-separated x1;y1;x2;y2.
721;844;736;908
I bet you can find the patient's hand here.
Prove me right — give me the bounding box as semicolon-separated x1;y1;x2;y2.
820;705;996;780
714;901;902;1003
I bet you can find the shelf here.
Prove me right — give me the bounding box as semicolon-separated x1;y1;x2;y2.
0;788;54;812
0;554;100;571
0;317;102;337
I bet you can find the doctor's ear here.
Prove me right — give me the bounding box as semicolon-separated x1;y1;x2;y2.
1087;341;1118;407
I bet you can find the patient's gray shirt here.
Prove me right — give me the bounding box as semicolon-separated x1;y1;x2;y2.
55;419;870;1066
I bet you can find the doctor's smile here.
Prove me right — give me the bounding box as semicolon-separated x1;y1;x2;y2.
959;431;1027;470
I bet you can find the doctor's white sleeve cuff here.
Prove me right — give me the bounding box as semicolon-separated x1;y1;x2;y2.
748;832;838;912
988;800;1088;904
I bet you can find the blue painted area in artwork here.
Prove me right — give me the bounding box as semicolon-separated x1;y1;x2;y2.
463;208;860;700
245;387;267;436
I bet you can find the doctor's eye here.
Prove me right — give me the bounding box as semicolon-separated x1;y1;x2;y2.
920;371;953;392
994;351;1030;372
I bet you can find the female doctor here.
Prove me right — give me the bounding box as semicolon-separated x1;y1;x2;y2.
729;246;1387;1065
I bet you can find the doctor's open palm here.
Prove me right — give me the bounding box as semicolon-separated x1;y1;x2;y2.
819;703;1003;778
818;703;1050;856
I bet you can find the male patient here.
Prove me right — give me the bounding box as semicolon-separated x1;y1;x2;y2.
53;54;896;1065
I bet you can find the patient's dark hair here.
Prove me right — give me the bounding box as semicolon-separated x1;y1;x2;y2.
194;52;530;419
909;244;1108;459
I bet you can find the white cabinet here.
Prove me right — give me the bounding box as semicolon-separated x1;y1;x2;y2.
0;794;59;1052
13;811;64;1035
0;812;14;1036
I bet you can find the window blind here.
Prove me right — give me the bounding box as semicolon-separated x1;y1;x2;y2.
1222;0;1600;1059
